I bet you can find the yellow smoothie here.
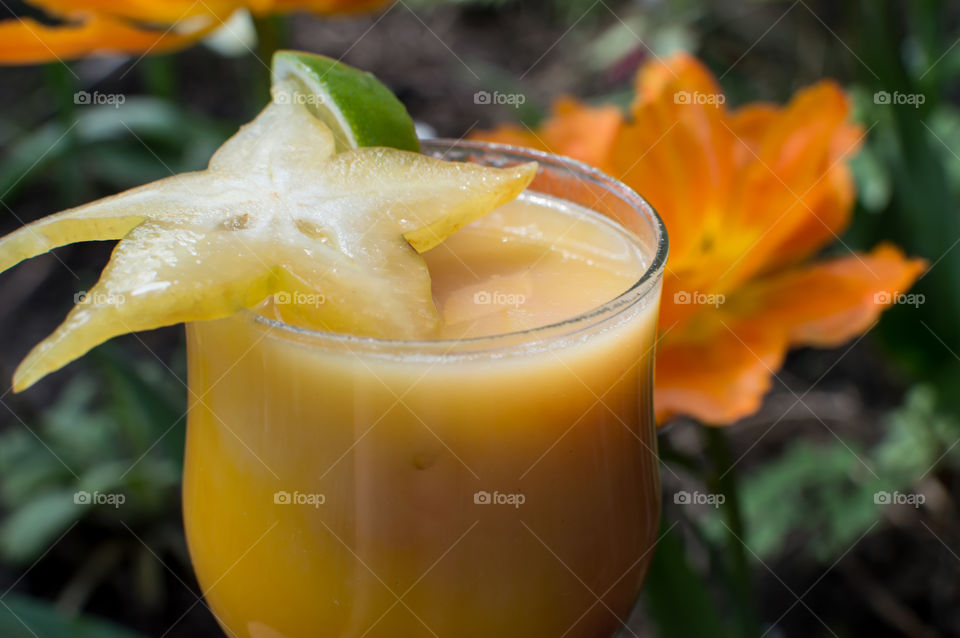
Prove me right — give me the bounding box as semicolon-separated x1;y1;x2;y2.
183;191;662;638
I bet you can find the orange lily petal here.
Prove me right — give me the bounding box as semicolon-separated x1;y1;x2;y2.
536;97;622;171
0;15;216;65
655;244;926;424
655;312;787;425
25;0;388;23
729;102;778;166
472;125;548;153
736;243;927;347
26;0;245;23
472;97;622;172
611;53;736;277
722;82;864;285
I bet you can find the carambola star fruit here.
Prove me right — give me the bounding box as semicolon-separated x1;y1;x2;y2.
0;51;536;391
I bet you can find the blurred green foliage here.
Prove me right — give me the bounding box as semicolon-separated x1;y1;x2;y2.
0;98;229;205
0;346;185;612
649;387;960;637
0;593;147;638
847;0;960;410
643;519;738;638
733;387;957;561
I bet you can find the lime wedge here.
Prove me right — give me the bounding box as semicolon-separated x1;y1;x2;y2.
271;50;420;153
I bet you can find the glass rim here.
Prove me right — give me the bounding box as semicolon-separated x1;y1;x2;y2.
248;138;668;355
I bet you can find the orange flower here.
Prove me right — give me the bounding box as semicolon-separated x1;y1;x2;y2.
475;53;926;425
0;0;387;65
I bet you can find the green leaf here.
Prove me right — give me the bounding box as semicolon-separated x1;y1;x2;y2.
642;520;735;638
92;344;185;466
852;1;960;407
0;593;146;638
0;122;74;201
848;138;891;212
84;144;190;190
0;490;79;563
0;452;68;505
0;97;230;202
730;386;960;562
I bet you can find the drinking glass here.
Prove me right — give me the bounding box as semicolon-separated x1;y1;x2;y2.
182;139;668;638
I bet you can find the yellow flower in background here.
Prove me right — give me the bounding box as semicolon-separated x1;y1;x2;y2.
0;0;387;65
475;53;926;425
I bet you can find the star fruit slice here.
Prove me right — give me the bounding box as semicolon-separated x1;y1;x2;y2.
0;57;536;392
